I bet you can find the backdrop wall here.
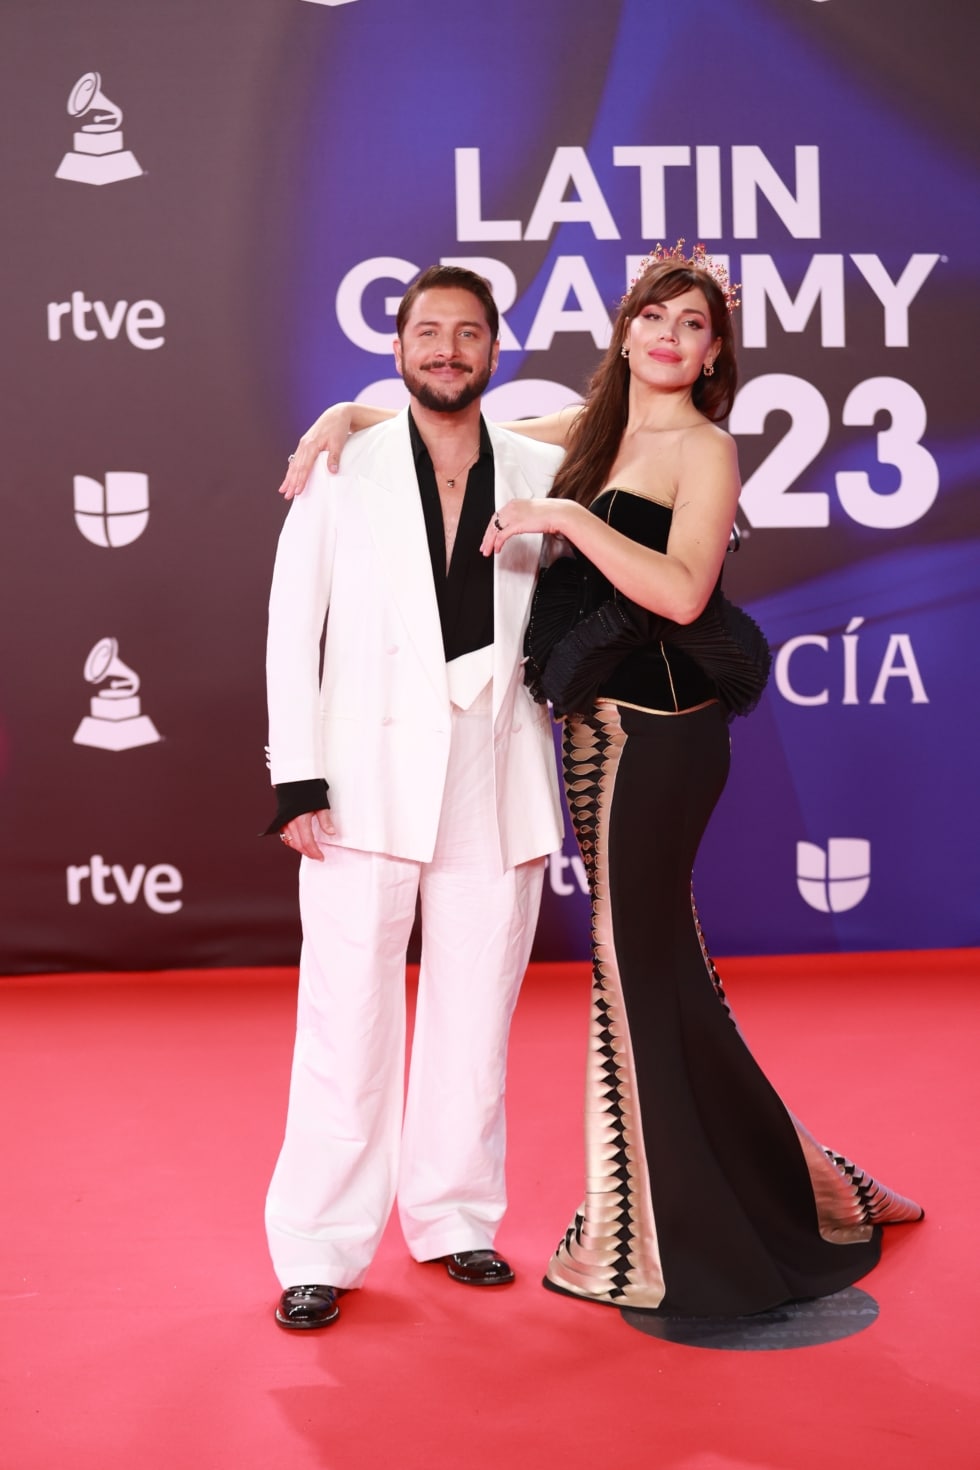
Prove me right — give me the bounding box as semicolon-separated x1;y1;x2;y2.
1;0;977;974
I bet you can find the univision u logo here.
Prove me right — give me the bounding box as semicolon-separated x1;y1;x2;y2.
74;473;149;547
796;839;870;913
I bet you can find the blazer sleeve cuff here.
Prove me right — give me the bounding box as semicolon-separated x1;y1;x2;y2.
260;778;330;836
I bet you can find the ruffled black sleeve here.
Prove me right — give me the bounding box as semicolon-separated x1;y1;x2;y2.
529;585;771;722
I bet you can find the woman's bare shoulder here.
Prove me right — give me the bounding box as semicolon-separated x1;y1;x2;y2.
680;420;738;468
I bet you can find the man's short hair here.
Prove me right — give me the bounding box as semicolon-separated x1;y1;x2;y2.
396;265;499;342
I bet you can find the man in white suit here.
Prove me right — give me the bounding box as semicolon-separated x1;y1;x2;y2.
264;266;564;1330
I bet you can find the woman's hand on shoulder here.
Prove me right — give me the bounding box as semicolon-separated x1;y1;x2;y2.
277;402;398;499
278;403;355;500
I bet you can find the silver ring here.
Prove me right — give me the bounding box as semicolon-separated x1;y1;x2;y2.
494;513;504;531
287;453;295;463
280;831;291;843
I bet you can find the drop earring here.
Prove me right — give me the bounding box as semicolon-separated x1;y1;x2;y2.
703;361;716;377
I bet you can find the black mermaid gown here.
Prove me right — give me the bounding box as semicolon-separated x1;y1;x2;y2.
545;488;922;1317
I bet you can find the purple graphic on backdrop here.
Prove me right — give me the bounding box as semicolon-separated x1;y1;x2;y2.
275;0;978;956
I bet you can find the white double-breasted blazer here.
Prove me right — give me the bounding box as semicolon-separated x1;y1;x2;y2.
266;410;565;871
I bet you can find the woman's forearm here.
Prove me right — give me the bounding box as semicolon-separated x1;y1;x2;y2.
497;405;582;447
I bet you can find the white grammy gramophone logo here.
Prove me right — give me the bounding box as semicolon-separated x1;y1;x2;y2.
55;72;142;186
73;638;161;751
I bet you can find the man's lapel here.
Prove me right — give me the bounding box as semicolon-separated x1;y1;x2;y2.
357;412;449;705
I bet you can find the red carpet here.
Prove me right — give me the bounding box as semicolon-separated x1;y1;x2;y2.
1;951;976;1469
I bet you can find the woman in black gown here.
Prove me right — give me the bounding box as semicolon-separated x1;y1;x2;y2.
479;244;922;1317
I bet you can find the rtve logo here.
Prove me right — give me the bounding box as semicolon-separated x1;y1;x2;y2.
47;292;165;349
797;839;870;913
66;856;183;914
74;473;149;548
547;849;589;897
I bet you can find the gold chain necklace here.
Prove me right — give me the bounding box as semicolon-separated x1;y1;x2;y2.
438;448;479;490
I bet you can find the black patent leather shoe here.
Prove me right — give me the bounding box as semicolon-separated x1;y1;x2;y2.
444;1250;515;1285
275;1284;341;1329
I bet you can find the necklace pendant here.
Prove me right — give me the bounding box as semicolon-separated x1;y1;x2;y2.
446;478;455;488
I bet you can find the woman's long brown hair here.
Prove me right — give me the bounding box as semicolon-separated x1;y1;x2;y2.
549;260;738;508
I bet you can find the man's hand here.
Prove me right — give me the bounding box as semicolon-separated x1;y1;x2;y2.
279;809;335;860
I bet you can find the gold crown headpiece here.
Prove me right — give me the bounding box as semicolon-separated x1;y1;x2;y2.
623;239;740;314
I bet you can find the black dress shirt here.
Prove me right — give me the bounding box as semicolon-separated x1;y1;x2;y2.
410;409;495;661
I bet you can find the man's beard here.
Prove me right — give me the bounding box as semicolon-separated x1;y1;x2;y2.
402;358;493;413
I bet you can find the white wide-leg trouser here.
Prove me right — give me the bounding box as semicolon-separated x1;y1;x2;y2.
265;691;544;1290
